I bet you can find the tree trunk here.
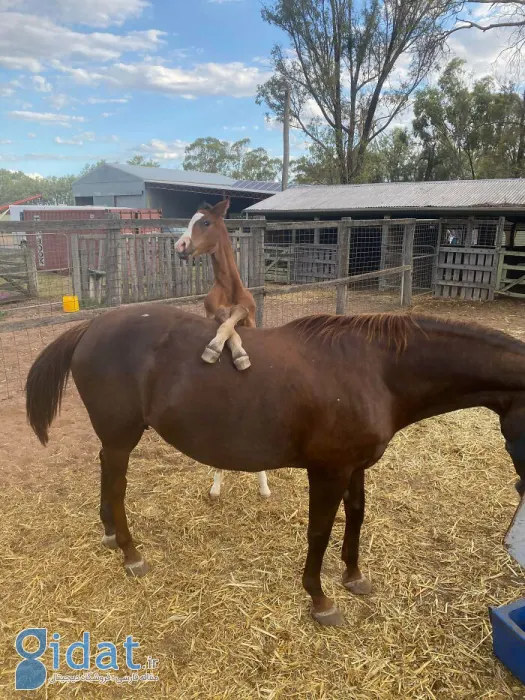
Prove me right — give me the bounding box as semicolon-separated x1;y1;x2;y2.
514;89;525;177
282;86;291;190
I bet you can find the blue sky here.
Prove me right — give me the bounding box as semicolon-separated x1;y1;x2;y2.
0;0;514;178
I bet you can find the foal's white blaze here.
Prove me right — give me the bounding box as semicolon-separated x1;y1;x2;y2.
175;212;204;253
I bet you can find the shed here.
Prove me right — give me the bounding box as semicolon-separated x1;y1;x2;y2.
246;179;525;301
73;163;280;217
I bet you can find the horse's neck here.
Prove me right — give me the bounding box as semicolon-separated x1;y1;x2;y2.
210;230;244;301
392;324;525;424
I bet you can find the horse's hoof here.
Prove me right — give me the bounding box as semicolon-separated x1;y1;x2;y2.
343;575;372;595
311;605;345;627
259;489;271;499
233;355;251;371
102;534;118;550
209;489;221;500
125;558;150;577
202;346;221;364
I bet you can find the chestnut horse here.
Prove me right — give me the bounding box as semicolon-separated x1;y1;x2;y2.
175;199;270;500
26;305;525;626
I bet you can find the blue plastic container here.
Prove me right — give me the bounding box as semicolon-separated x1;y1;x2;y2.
490;599;525;684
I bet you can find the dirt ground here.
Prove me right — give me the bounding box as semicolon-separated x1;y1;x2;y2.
1;296;525;698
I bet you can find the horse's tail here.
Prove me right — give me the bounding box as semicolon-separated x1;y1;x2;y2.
26;320;92;446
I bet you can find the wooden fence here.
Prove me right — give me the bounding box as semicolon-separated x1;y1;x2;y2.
66;217;266;309
0;245;38;304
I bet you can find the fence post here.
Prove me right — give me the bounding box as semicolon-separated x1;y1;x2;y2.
105;214;122;307
70;233;82;302
379;215;391;291
23;246;38;297
336;217;351;314
494;216;506;299
401;219;415;307
250;216;266;327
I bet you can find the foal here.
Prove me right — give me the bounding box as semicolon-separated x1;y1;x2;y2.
175;199;270;500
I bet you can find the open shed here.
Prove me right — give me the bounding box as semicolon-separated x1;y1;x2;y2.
246;179;525;300
72;163;280;218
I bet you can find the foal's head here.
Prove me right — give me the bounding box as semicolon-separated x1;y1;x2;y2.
175;199;230;259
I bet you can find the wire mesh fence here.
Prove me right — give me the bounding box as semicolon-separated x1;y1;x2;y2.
0;214;462;400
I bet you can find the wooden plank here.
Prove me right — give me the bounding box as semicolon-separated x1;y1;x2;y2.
437;262;494;271
0;218;262;233
128;237;139;302
105;218;122;307
70;234;82;301
438;279;492;290
136;238;145;301
165;238;173;297
240;235;249;286
121;238;129;302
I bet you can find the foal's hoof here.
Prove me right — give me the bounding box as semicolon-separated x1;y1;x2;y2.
259;489;271;499
125;558;150;577
102;534;118;550
202;346;221;364
311;605;345;627
233;354;251;371
343;574;372;595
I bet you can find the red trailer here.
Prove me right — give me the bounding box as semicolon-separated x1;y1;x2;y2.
20;207;162;272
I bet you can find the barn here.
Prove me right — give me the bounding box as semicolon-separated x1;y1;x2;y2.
246;179;525;300
72;163;280;218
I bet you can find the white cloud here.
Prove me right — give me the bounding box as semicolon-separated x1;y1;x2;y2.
95;61;271;98
48;93;70;110
32;75;52;93
448;24;514;81
86;96;129;104
9;110;86;127
138;138;189;160
25;171;43;178
0;14;166;73
101;111;115;118
55;131;96;145
0;138;12;143
27;131;36;138
0;84;14;97
223;125;247;132
0;0;149;28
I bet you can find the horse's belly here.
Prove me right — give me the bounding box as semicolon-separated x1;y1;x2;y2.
151;389;299;472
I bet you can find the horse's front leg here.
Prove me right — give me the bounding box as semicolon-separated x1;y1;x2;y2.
303;466;350;626
341;468;372;595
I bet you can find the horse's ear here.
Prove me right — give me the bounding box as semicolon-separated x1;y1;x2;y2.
198;201;213;211
211;198;230;219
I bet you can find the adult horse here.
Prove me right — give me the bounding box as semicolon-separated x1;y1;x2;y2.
175;199;270;500
26;305;525;626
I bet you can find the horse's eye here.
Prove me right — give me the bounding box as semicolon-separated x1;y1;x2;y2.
203;220;210;227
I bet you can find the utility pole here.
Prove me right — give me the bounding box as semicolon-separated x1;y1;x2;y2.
282;85;291;190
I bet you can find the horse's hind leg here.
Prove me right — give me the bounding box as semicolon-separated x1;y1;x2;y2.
102;443;149;577
341;469;371;595
100;449;118;550
210;469;224;499
257;471;271;498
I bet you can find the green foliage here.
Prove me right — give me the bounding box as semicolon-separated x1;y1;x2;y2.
293;60;525;184
127;155;160;167
183;137;281;180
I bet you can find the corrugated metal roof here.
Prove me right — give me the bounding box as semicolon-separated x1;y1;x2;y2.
246;179;525;213
107;163;279;194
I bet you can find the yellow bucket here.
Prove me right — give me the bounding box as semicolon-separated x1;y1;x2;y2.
63;295;80;313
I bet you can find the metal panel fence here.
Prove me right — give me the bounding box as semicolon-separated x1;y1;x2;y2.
0;215;427;400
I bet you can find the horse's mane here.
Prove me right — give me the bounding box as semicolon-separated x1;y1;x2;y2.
287;312;525;354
